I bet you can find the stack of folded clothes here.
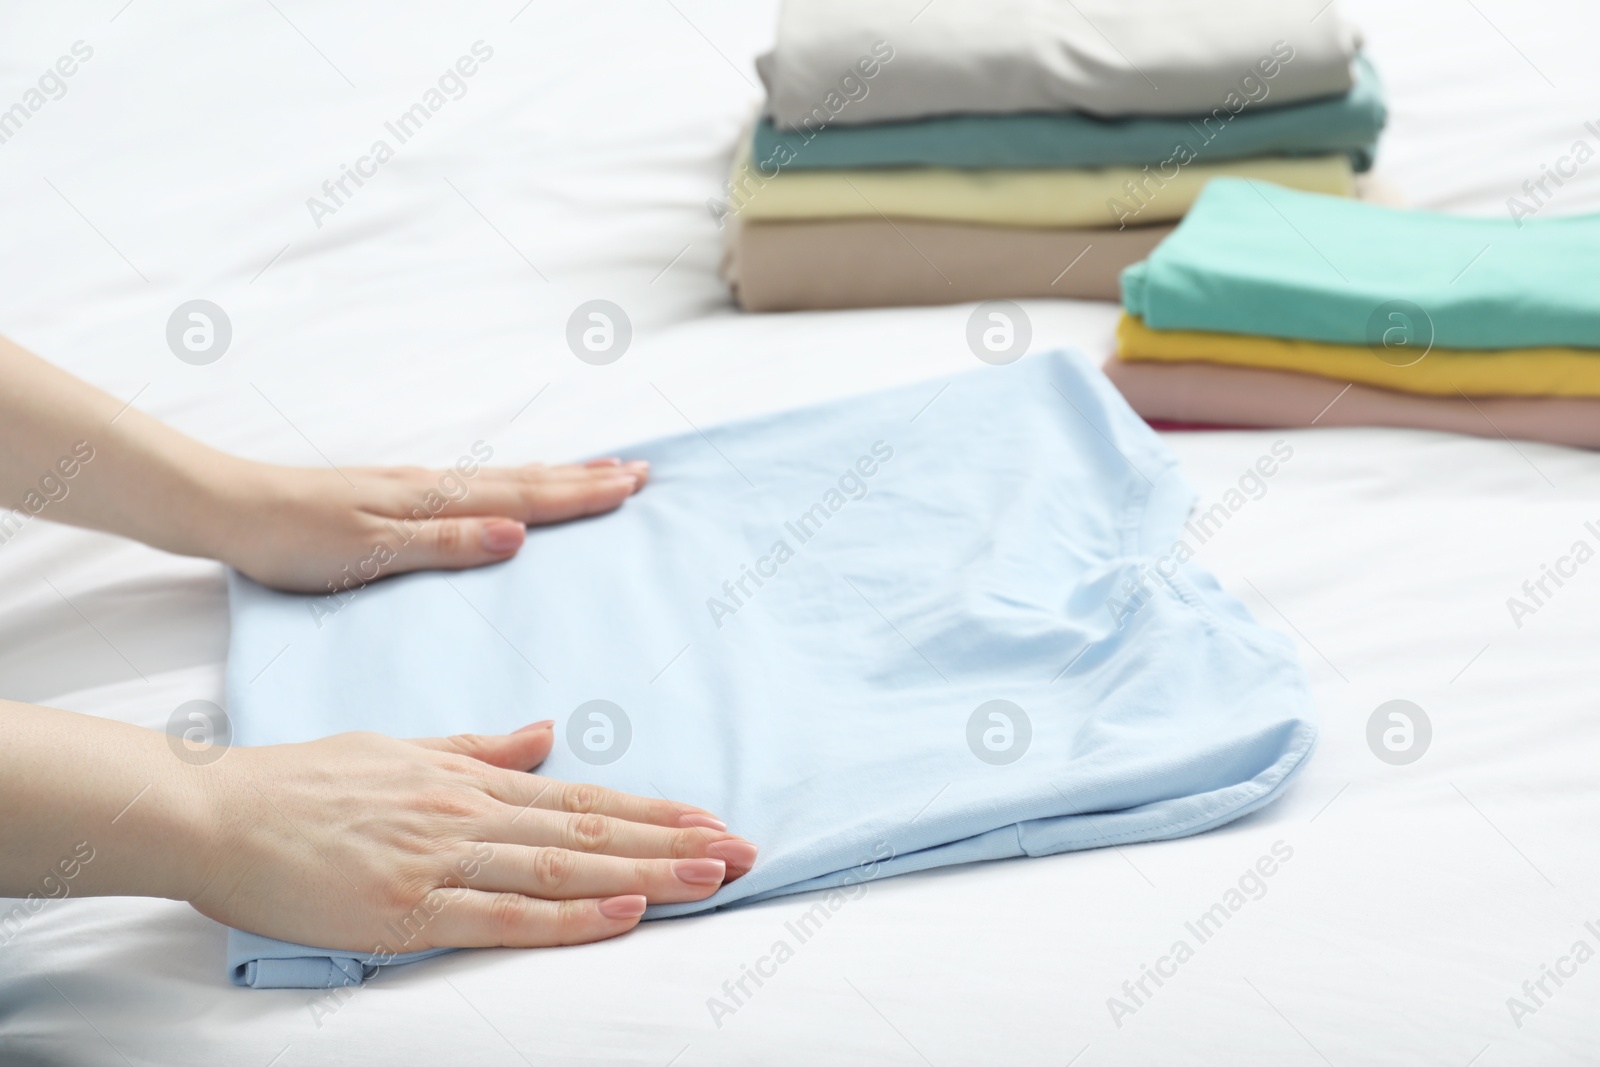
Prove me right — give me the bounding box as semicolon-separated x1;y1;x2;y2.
1106;178;1600;450
722;0;1386;312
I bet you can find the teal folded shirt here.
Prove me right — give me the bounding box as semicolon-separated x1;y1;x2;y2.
1122;179;1600;349
751;56;1384;173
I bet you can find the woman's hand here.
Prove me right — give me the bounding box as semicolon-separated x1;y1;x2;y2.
2;705;754;951
207;456;650;594
0;337;730;950
0;333;651;594
189;720;753;951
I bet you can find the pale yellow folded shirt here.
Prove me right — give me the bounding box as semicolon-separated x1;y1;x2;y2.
1117;314;1600;398
730;145;1355;229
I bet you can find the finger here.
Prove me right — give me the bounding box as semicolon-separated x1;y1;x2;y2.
507;461;650;491
495;807;759;880
519;460;649;487
478;462;634;483
346;461;609;483
490;464;648;521
419;889;647;949
392;465;648;524
408;722;555;771
368;514;530;574
480;772;726;831
466;844;727;904
505;470;644;525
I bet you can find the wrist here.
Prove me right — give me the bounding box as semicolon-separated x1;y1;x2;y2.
0;705;228;904
176;452;282;569
119;720;235;903
175;746;261;908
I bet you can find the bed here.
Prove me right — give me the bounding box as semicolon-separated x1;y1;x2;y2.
2;0;1599;1062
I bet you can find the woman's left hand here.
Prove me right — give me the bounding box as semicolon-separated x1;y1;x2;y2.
209;456;649;594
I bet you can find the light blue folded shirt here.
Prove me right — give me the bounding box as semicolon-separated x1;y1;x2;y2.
223;351;1317;989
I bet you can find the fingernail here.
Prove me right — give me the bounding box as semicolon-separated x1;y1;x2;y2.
514;720;554;734
671;858;727;886
706;840;759;869
679;813;727;831
481;520;525;553
590;457;622;466
597;894;648;919
624;460;650;473
602;475;639;491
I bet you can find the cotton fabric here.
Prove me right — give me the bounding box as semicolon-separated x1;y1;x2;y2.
731;149;1354;228
1116;314;1600;398
723;217;1173;311
750;56;1385;173
1122;179;1600;349
1103;357;1600;450
222;351;1317;988
758;0;1360;127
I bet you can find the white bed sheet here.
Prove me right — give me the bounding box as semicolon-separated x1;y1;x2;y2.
3;1;1600;1063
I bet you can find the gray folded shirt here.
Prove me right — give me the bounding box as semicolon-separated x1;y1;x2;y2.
758;0;1361;128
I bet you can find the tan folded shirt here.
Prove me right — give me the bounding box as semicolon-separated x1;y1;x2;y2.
723;174;1405;314
1102;356;1600;450
724;217;1173;312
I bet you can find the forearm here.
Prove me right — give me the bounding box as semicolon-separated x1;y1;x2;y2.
0;334;247;557
0;701;213;902
0;334;656;593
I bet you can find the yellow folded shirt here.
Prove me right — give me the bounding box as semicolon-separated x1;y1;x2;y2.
1117;313;1600;398
729;144;1355;229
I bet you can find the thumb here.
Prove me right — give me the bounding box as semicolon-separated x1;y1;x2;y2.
389;517;527;574
411;721;555;770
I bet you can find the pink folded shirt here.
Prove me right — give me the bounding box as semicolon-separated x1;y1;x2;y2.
1103;358;1600;451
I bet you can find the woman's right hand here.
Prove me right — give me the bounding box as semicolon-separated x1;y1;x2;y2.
186;721;756;952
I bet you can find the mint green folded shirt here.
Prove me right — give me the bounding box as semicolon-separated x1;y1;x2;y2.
1122;178;1600;350
752;56;1384;173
